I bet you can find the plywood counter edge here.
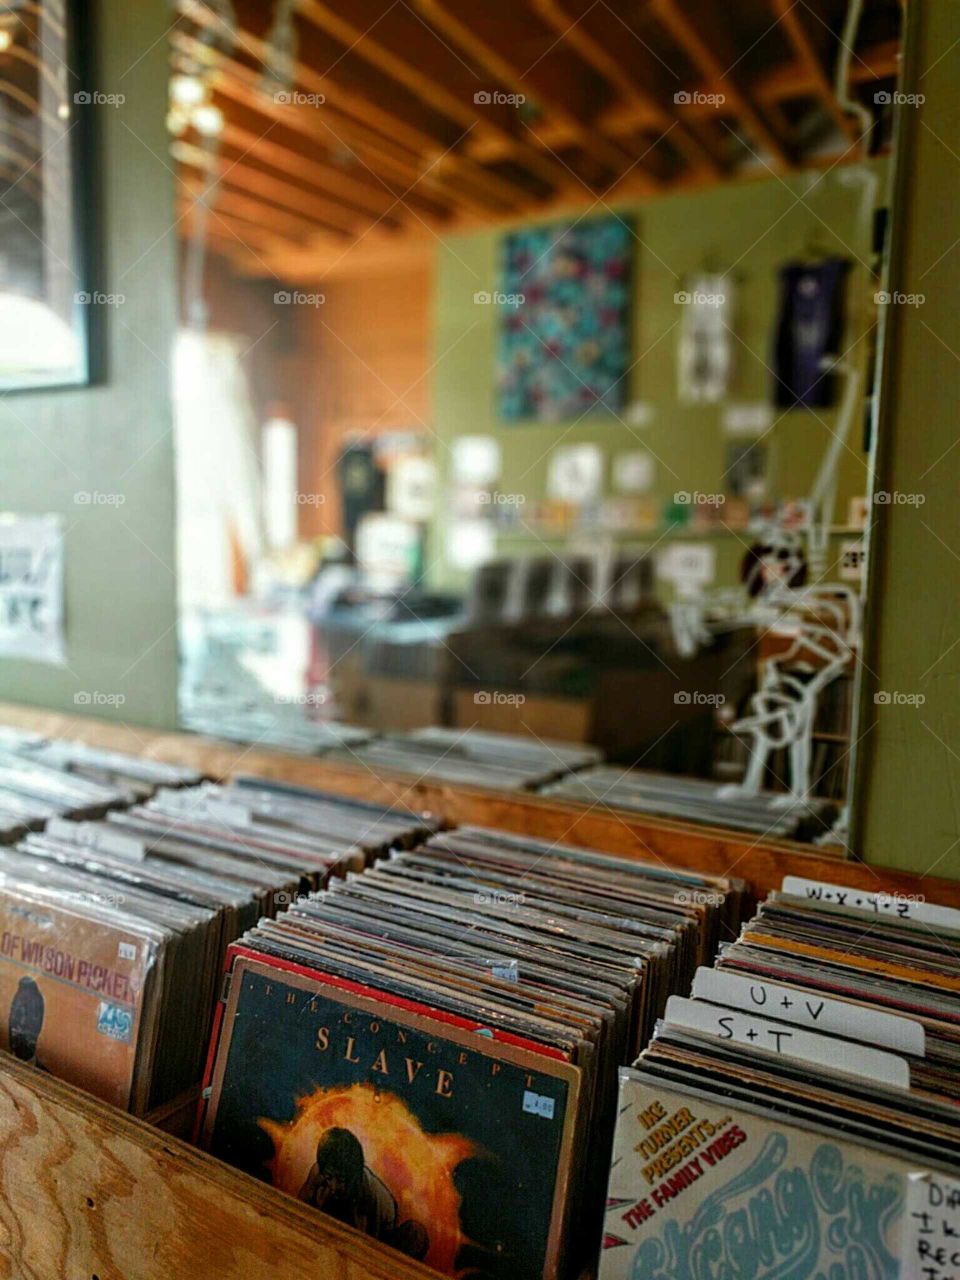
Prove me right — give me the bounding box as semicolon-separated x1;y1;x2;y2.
0;1052;436;1280
0;702;952;905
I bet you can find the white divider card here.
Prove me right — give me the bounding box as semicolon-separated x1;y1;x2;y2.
662;996;911;1090
691;967;926;1057
781;876;960;932
905;1171;960;1280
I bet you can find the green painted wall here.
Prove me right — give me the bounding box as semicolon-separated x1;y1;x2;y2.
432;163;885;592
855;0;960;875
0;0;178;728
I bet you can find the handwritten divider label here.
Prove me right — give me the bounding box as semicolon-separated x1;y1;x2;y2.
905;1171;960;1280
662;996;911;1090
692;966;926;1057
781;875;960;933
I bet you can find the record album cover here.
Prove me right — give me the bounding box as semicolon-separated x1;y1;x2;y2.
600;1069;914;1280
204;956;580;1279
0;889;156;1109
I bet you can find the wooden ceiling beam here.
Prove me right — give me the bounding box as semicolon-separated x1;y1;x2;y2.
178;0;537;213
190;225;270;275
754;38;901;105
648;0;793;168
172;138;366;236
769;0;859;142
530;0;726;181
297;0;570;195
411;0;657;190
214;121;409;226
179;171;332;244
173;32;521;227
178;195;297;258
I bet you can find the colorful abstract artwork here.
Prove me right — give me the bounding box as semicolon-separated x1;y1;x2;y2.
497;215;634;422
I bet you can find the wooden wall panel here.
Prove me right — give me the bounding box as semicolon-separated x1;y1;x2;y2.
297;262;434;538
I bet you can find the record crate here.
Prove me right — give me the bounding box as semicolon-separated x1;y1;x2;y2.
1;702;959;1280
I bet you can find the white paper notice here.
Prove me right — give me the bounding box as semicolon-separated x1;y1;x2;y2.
546;444;603;504
782;876;960;933
692;967;926;1057
612;450;655;494
387;454;436;522
0;513;65;664
905;1171;960;1280
663;995;911;1090
451;436;501;486
657;543;716;595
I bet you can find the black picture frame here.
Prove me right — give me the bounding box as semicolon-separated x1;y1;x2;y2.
0;0;95;392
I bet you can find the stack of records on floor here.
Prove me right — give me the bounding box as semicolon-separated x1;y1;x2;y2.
0;778;435;1116
200;826;744;1279
543;766;837;840
0;729;198;841
328;727;602;791
600;875;960;1280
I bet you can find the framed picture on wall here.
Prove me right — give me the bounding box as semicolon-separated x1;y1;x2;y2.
0;0;93;390
496;214;633;422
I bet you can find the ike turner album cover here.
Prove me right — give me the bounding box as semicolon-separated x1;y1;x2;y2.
203;954;581;1280
599;1070;922;1280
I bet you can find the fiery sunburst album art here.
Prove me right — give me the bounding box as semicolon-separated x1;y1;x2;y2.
203;957;579;1279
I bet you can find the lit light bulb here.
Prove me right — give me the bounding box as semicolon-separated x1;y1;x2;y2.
57;102;70;121
192;103;224;137
0;29;13;53
170;73;205;108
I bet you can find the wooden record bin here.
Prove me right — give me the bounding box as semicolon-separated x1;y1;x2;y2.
1;701;959;1280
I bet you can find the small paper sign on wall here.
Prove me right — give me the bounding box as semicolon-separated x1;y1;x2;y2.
0;513;66;664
